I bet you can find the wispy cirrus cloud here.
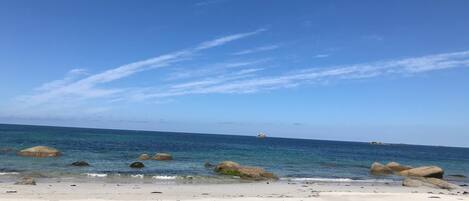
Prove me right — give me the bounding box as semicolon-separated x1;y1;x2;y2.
16;29;266;108
8;26;469;119
314;54;329;58
232;45;280;56
128;50;469;99
165;59;269;81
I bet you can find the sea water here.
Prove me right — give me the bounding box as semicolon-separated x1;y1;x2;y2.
1;124;468;184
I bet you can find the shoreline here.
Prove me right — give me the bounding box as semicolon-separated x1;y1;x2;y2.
1;180;468;201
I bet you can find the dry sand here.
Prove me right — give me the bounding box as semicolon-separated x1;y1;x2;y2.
0;181;468;201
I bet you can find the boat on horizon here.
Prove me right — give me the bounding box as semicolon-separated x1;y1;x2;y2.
257;132;267;138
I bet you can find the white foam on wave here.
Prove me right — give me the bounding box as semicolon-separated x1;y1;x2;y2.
281;177;394;183
152;175;177;180
131;174;144;179
0;172;19;176
84;173;107;178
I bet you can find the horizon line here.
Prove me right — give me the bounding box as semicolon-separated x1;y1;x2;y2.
1;122;467;149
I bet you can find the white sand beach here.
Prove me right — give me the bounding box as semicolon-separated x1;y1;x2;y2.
1;181;468;201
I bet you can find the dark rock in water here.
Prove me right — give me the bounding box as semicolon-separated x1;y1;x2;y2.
0;147;15;153
399;166;444;179
153;153;173;161
460;184;468;187
70;161;90;167
370;162;393;175
204;162;215;168
15;176;36;185
6;190;17;193
129;162;145;168
17;146;61;158
449;174;466;178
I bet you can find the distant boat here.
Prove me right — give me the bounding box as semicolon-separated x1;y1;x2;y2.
257;132;267;138
370;141;384;145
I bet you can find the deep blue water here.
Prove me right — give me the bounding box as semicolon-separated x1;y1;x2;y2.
1;124;468;183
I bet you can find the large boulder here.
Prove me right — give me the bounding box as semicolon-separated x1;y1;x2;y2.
399;166;444;179
370;162;393;175
403;177;460;190
70;161;90;167
138;154;150;160
14;177;36;185
129;162;145;168
17;146;61;157
214;161;277;180
237;167;279;180
386;162;412;172
153;153;173;161
215;161;240;172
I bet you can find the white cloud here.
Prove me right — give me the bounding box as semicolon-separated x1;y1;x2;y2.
8;27;469;119
11;29;265;116
314;54;329;58
132;50;469;99
35;68;88;91
232;45;280;55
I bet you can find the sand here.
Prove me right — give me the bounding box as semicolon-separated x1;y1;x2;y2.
0;181;468;201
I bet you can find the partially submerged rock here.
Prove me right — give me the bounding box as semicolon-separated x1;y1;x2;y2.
214;161;277;180
14;176;36;185
386;162;412;172
70;161;90;167
204;162;215;168
0;147;15;153
153;153;173;161
215;161;240;172
399;166;444;179
129;162;145;168
448;174;466;178
138;154;150;160
370;162;393;175
17;146;61;158
403;177;460;190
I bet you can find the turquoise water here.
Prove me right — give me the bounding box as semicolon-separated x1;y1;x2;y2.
0;124;468;184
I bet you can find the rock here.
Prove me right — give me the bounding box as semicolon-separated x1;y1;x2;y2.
214;161;277;180
370;162;393;175
403;177;460;190
129;162;144;168
14;176;36;185
214;161;240;172
386;162;412;172
448;174;466;178
70;161;90;167
138;154;150;160
153;153;173;161
399;166;444;179
0;147;15;153
204;162;215;168
17;146;61;158
403;177;424;187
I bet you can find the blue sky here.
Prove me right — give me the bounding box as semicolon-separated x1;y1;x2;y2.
1;0;469;147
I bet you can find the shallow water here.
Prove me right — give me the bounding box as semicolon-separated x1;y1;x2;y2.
1;124;468;184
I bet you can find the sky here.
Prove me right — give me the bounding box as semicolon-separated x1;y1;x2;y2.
0;0;468;147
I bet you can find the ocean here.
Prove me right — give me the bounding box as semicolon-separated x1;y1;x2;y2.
1;124;468;184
